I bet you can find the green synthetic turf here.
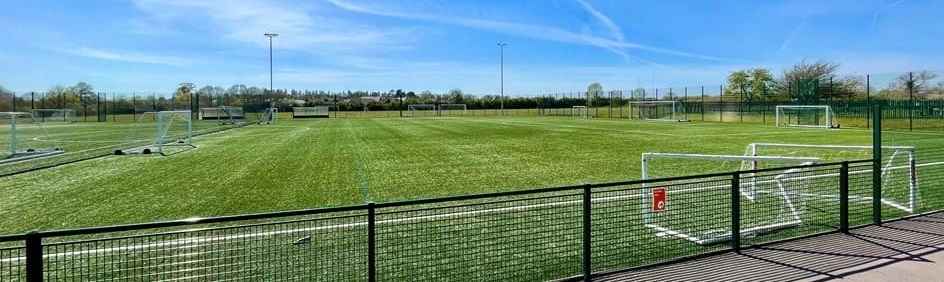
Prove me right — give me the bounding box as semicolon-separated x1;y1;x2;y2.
0;116;940;233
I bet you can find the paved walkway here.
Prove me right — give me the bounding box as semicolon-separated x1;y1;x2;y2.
597;212;944;282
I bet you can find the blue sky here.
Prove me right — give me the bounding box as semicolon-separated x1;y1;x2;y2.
1;0;941;94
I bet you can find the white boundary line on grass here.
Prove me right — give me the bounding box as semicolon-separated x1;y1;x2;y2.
2;160;941;263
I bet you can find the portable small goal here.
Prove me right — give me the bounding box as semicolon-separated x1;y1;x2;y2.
31;109;76;123
408;104;437;117
438;104;467;116
775;105;836;128
641;152;820;244
629;101;689;122
118;111;194;155
743;143;918;213
572;106;588;118
293;106;330;118
260;108;278;124
1;112;63;164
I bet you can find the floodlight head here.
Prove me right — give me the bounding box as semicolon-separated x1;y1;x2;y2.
497;42;507;47
264;33;278;37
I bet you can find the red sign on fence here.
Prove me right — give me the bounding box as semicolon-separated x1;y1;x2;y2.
652;188;667;212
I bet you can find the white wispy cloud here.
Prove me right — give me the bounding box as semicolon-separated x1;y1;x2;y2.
780;17;807;51
132;0;416;52
870;0;908;40
324;0;737;64
53;46;189;66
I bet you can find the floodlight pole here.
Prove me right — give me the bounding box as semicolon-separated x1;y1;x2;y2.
264;33;278;108
498;43;507;115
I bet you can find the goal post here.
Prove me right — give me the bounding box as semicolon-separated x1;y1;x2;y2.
775;105;836;128
259;108;278;124
572;106;588;118
292;106;330;118
1;112;64;164
744;143;918;213
438;104;467;116
118;111;194;155
31;109;76;123
408;104;437;117
641;152;820;245
629;101;689;122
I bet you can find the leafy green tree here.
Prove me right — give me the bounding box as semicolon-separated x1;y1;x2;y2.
174;83;195;105
448;88;464;104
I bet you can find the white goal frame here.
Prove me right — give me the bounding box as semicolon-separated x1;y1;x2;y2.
408;104;438;117
260;108;278;124
120;111;194;155
641;152;820;245
1;112;64;165
438;104;468;115
31;109;76;123
744;143;918;213
628;101;689;122
775;105;836;129
572;106;588;118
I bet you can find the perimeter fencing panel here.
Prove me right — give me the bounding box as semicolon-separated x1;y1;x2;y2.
0;160;896;281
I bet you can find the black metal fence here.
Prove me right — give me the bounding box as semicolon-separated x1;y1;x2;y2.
5;159;929;281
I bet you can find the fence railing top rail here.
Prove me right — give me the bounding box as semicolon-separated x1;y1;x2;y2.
0;159;872;241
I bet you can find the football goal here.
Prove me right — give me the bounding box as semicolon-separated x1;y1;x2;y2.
438;104;467;115
776;105;836;128
572;106;588;118
199;106;244;124
293;106;330;118
743;143;918;213
408;104;437;117
31;109;76;123
641;152;820;245
118;111;194;155
1;112;63;165
260;108;278;124
629;101;689;122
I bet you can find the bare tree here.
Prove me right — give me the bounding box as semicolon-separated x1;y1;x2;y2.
894;70;939;98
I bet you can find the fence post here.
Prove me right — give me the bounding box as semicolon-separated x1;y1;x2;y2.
872;105;882;225
840;162;850;233
583;184;592;281
908;72;914;131
367;202;377;282
719;85;724;122
730;173;741;253
25;232;43;282
866;75;871;129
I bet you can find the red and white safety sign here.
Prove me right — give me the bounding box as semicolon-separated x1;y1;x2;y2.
653;187;667;212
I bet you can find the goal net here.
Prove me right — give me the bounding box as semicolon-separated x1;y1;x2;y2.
260;108;278;124
199;106;245;124
408;104;437;117
438;104;467;116
0;112;63;165
743;143;917;213
776;105;836;128
293;106;330;118
31;109;76;123
572;106;588;118
119;111;194;155
629;101;689;122
641;152;820;245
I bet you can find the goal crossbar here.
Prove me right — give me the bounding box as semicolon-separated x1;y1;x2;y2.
641;152;819;245
628;101;689;122
775;105;836;129
745;143;918;213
